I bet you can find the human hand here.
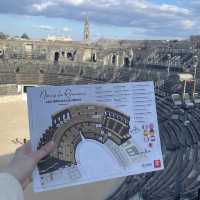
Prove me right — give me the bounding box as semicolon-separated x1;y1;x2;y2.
4;141;55;190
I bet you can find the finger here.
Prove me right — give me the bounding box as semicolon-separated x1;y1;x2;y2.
32;141;55;163
22;176;32;190
19;141;31;150
16;141;31;154
15;143;27;153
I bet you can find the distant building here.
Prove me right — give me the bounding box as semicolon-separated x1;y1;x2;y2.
47;35;73;42
190;35;200;48
190;35;200;41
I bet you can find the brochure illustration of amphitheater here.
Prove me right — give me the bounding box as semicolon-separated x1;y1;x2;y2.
27;81;164;192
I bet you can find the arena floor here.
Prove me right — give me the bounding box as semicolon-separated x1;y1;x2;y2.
0;98;124;200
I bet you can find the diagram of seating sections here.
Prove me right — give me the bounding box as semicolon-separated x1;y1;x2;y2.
37;105;131;174
27;82;164;192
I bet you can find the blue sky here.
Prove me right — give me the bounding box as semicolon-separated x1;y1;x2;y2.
0;0;199;41
0;14;133;40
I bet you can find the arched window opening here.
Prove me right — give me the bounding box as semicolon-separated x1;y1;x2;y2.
124;57;130;66
92;53;97;62
54;52;60;64
112;55;116;65
0;49;3;57
67;52;73;61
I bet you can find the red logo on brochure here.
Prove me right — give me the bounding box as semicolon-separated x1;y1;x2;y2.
154;160;161;168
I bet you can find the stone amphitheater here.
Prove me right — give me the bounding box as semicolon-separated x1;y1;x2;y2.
1;18;200;200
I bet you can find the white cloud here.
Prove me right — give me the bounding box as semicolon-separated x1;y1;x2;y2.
35;25;72;33
35;25;55;31
62;0;85;6
159;4;190;15
124;0;190;16
32;1;56;12
181;19;195;29
31;0;190;18
126;0;149;10
63;27;71;32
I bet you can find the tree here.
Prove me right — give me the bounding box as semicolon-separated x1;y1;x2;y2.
0;32;7;39
21;33;30;39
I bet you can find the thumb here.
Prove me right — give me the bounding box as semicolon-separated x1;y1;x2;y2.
32;141;55;163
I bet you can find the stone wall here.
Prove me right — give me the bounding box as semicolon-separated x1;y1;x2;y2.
0;84;18;96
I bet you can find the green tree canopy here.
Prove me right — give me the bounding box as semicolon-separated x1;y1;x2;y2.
21;33;30;39
0;32;7;39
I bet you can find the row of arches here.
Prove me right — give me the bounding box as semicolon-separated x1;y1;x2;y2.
103;54;132;67
54;51;75;64
111;55;130;66
55;51;98;64
53;50;132;66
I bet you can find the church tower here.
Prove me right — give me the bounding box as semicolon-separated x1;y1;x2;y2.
83;15;90;44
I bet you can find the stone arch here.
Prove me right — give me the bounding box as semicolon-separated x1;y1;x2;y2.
124;57;130;66
0;49;4;58
67;52;73;61
54;52;60;64
112;55;117;65
92;53;97;62
15;67;20;73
